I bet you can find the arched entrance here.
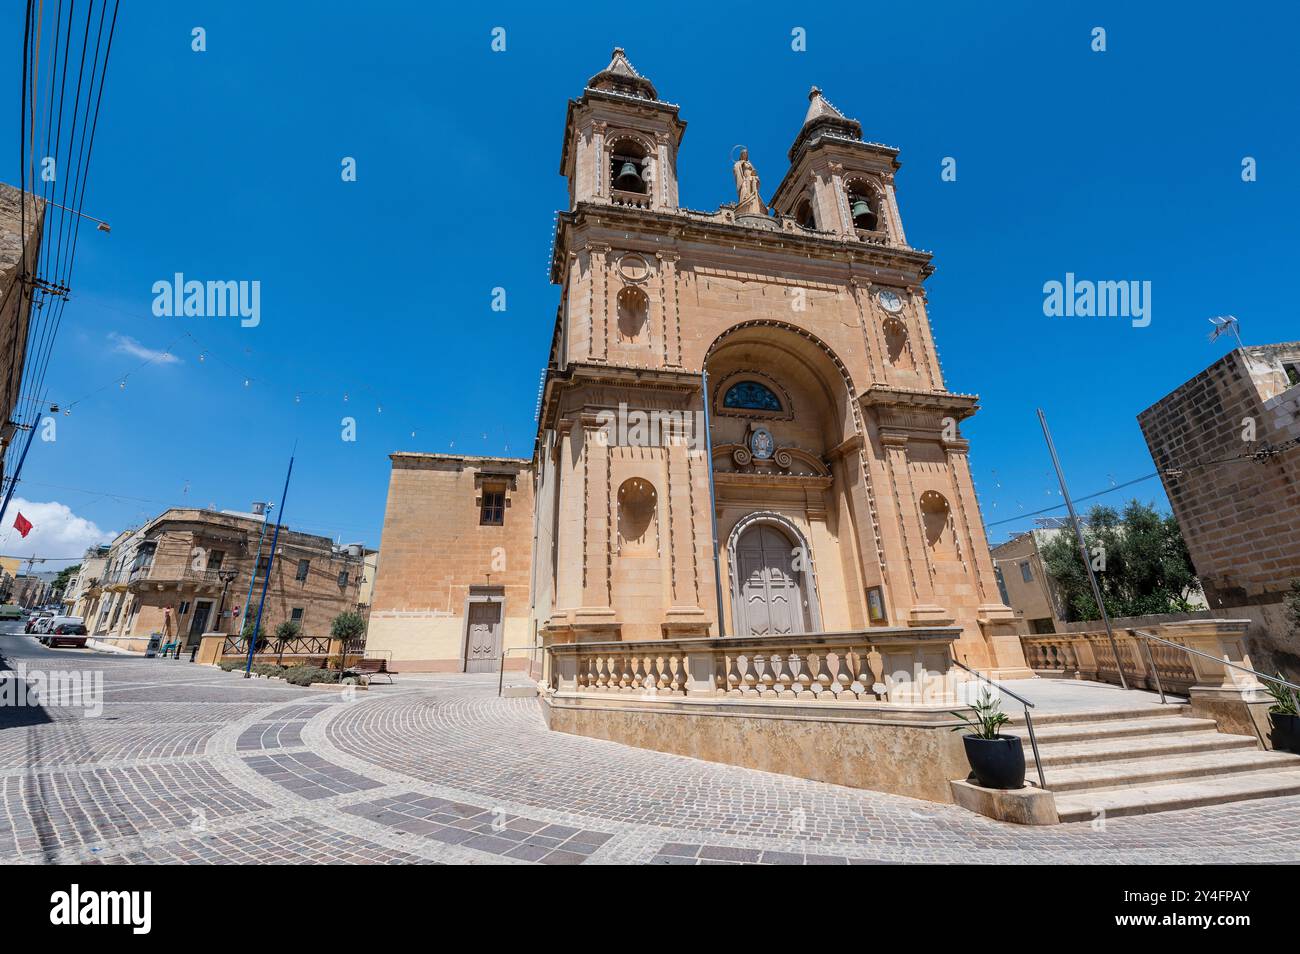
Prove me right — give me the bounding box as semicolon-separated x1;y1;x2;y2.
727;513;821;636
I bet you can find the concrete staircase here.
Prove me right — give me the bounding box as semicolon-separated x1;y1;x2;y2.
1008;704;1300;822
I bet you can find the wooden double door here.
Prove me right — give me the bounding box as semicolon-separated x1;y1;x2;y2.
734;523;806;636
464;600;503;673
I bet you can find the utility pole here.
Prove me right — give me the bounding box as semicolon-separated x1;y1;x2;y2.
244;456;295;678
1037;409;1128;689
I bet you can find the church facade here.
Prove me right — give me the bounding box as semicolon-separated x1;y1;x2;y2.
367;50;1030;678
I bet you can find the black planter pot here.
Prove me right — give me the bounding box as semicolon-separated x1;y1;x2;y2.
962;734;1026;790
1270;713;1300;754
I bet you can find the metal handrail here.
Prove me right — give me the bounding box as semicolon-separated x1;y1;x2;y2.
952;658;1048;791
1130;629;1300;706
498;644;545;697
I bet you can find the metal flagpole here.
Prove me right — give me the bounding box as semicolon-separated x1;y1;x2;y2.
244;456;295;677
700;370;727;636
1037;409;1128;689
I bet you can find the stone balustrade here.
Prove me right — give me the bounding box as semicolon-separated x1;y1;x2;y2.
546;627;963;706
1021;619;1258;696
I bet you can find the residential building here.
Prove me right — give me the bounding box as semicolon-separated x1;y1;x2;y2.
368;52;1030;676
87;507;370;653
0;182;44;490
990;530;1067;634
12;574;47;609
61;545;111;618
1139;342;1300;609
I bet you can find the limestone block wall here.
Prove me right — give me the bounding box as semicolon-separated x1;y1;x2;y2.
367;454;535;671
1139;345;1300;608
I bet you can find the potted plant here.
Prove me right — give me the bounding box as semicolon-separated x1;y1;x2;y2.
951;687;1025;790
1264;675;1300;754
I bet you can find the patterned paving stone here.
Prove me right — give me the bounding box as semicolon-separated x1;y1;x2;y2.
241;752;383;800
3;633;1300;865
86;817;436;865
343;791;612;863
237;720;306;751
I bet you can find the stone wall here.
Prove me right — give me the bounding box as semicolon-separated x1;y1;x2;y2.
1138;344;1300;609
367;454;535;671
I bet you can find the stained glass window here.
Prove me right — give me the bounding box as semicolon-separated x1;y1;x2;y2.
723;381;782;412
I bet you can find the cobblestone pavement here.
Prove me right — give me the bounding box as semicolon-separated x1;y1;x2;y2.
3;629;1299;865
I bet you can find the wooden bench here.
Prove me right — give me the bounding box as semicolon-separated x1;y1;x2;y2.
346;657;396;685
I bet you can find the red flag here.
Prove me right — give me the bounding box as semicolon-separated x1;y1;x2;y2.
13;512;32;538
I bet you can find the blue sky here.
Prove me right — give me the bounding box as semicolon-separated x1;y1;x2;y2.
4;0;1297;564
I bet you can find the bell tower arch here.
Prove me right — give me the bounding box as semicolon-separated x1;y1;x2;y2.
558;48;685;211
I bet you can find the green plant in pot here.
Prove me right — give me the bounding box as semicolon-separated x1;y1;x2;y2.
951;687;1025;790
1264;675;1300;754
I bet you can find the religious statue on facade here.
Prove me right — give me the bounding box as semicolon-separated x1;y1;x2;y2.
732;147;768;216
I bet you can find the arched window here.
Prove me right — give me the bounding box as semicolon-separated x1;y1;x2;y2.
920;491;958;559
609;139;649;195
846;183;879;231
883;317;914;369
723;380;782;412
617;478;657;555
617;286;648;341
794;196;816;230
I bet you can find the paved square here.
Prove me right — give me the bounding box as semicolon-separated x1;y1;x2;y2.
3;631;1299;864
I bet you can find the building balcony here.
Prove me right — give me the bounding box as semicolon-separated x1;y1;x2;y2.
128;565;233;590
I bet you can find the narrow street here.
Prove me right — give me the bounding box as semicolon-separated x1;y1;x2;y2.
2;622;1298;865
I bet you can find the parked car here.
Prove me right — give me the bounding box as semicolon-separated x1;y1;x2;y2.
25;612;53;634
0;604;23;620
44;617;87;648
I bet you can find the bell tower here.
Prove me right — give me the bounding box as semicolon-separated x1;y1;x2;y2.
559;49;685;212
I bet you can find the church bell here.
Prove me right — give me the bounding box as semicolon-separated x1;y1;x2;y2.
614;159;644;192
851;197;875;228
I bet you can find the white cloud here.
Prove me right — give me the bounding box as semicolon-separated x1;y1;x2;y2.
0;498;114;570
107;332;181;365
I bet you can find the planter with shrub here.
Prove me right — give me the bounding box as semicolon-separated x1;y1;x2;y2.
952;688;1026;790
1265;676;1300;754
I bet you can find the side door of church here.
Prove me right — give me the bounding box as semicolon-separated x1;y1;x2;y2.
464;600;503;673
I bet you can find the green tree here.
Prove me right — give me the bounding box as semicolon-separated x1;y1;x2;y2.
330;611;366;671
330;610;365;642
273;619;301;665
1038;500;1200;622
52;563;81;600
274;620;301;644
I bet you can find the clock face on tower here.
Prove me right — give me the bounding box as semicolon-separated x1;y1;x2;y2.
877;288;904;313
750;426;775;460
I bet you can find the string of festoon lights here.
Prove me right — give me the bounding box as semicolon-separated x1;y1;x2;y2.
49;327;520;455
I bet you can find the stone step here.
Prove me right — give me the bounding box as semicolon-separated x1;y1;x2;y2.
1041;748;1300;793
1009;704;1190;727
1008;715;1218;746
1054;769;1300;822
1026;729;1257;767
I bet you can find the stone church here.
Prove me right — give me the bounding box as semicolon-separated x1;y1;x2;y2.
367;50;1030;678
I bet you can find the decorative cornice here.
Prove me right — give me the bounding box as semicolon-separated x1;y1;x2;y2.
859;385;979;420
